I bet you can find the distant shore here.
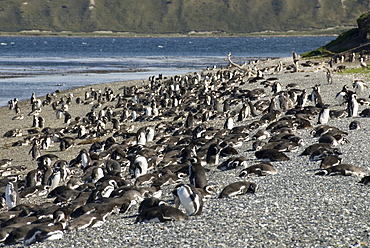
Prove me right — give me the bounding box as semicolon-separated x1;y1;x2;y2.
0;28;349;38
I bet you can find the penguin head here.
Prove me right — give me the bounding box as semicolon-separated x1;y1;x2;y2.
247;183;258;193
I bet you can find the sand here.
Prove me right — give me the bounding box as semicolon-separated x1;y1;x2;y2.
0;56;370;247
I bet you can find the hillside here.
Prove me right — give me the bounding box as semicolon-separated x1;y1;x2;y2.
0;0;369;34
302;12;370;57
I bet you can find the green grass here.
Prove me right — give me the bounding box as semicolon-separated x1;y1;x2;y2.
340;67;370;74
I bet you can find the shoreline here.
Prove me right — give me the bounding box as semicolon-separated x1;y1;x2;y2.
0;31;343;38
1;56;370;247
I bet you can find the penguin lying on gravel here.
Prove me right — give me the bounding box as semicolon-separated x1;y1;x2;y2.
219;182;258;198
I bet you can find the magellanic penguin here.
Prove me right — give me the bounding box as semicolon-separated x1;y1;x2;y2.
23;222;66;246
255;149;290;162
320;155;342;169
189;157;208;189
217;156;248;171
138;197;166;214
219;181;258;198
135;205;188;223
136;128;147;145
347;92;359;117
335;85;349;106
223;113;234;130
5;176;19;209
238;162;278;177
317;105;330;125
315;164;366;177
206;143;221;166
352;79;368;95
133;155;148;179
175;184;203;216
349;120;361;130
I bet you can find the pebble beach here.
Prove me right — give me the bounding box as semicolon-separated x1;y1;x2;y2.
0;56;370;248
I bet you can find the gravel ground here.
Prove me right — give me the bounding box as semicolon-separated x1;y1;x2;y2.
0;56;370;248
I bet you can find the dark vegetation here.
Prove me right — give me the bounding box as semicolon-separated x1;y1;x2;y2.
0;0;368;35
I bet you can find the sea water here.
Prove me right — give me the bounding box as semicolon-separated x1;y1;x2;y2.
0;36;335;106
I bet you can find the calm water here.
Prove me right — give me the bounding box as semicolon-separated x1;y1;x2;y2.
0;36;335;106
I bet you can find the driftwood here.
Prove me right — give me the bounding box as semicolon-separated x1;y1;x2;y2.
225;53;249;71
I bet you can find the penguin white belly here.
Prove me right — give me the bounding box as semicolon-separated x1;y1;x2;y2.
177;186;200;216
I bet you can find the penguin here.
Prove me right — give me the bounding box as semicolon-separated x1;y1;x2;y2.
296;89;307;108
59;137;74;151
48;170;61;191
41;135;52;150
29;139;41;160
91;167;105;183
320;155;342;169
135;205;188;223
335;85;349;106
315;164;366;177
145;126;155;142
309;84;322;106
38;116;45;129
325;68;333;84
189;157;207;189
206;143;221;166
23;222;66;246
79;149;91;169
5;176;19;209
67;212;106;230
238;162;278;177
176;184;203;216
255;149;290;162
185;112;195;128
359;175;370;185
32;115;39;128
271;81;282;94
349;120;361;130
217;156;248;171
237;100;250;122
133;155;148;179
223;113;234;130
300;143;335;156
317;105;330;124
219;181;258;198
136;128;147;145
353;79;368;95
138;197;165;214
347;92;359;117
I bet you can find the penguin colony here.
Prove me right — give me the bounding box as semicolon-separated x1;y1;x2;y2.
0;53;370;246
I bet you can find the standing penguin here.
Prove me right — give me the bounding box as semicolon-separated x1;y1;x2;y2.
310;84;322;106
29;139;41;160
133;155;148;179
80;149;91;169
223;113;234;130
317;105;330;125
325;68;333;84
189;157;207;189
237;99;250;122
347;92;359;117
5;176;19;209
176;184;203;216
185;112;195;128
206;143;221;166
136;128;147;145
48;170;61;191
146;126;155;142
